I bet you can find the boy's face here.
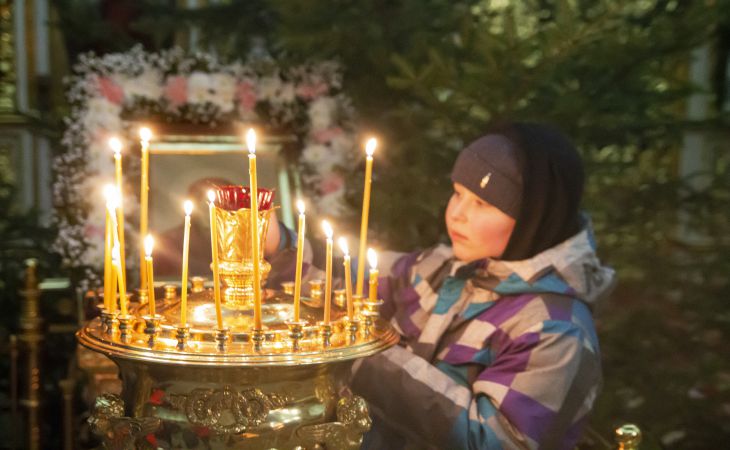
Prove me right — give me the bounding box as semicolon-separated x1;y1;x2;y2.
445;183;516;262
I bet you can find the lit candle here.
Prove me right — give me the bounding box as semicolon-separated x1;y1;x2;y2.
103;185;116;311
247;128;263;330
293;199;306;322
322;220;334;324
339;237;354;319
106;187;121;313
139;127;152;291
367;248;378;302
109;137;127;287
356;138;377;297
144;235;156;316
112;243;127;316
180;200;193;326
208;190;223;329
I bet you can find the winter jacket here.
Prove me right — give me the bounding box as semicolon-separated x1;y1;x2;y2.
351;226;614;450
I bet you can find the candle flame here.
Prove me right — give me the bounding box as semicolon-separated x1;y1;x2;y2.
338;237;349;256
296;199;305;215
184;200;193;216
207;190;216;203
109;137;123;155
365;138;377;157
322;220;333;239
246;128;256;154
144;234;154;257
139;127;152;142
367;248;378;270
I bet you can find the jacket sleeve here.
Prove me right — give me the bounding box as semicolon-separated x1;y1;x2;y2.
350;318;601;450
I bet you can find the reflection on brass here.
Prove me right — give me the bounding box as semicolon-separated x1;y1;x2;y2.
615;423;642;450
88;394;160;450
20;259;42;450
167;385;288;434
216;207;273;307
334;288;346;308
308;279;323;306
281;281;295;295
296;395;372;450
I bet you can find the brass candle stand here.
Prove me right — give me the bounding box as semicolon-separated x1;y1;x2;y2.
78;282;396;450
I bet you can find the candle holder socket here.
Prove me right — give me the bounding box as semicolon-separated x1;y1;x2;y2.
100;309;119;335
175;325;190;350
345;317;361;343
251;328;265;352
318;322;333;348
281;281;295;296
308;279;323;306
286;321;306;352
164;285;177;303
215;327;230;352
142;314;162;346
191;276;205;293
117;314;135;341
136;288;149;305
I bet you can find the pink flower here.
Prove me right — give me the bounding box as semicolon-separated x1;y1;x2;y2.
319;173;345;195
236;81;257;111
313;127;344;144
296;81;329;100
148;388;165;405
97;76;124;104
163;76;188;108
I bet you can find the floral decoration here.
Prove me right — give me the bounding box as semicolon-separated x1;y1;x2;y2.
53;46;357;285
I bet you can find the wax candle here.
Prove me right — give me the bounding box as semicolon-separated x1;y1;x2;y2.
247;129;263;330
109;137;127;286
208;190;223;329
112;243;127;316
144;235;156;316
180;200;193;326
293;199;306;322
322;220;334;324
106;187;121;313
139;127;152;291
103;185;116;311
367;248;378;302
338;237;354;319
356;138;377;297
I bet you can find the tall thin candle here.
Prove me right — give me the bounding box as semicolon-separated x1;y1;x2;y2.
356;138;377;297
144;235;156;316
293;200;306;322
339;237;354;319
367;248;378;302
208;190;223;329
106;187;121;314
109;137;127;286
180;200;193;326
139;127;152;291
103;185;116;311
112;243;128;315
322;220;334;324
247;129;263;330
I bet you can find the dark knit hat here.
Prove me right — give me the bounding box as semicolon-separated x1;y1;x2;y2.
450;134;523;218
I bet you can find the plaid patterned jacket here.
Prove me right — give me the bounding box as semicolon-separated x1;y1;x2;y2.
350;228;614;450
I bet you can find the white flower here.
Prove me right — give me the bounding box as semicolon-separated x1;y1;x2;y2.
83;98;122;132
187;72;235;112
118;69;163;100
188;72;213;104
308;97;337;130
209;73;236;112
258;76;282;101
